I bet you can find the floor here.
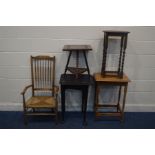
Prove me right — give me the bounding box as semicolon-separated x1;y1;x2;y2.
0;111;155;129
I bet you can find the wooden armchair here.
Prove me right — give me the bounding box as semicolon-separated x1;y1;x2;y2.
21;55;59;125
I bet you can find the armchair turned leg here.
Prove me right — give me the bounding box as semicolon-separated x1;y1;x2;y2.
55;115;58;125
55;107;58;125
24;113;28;126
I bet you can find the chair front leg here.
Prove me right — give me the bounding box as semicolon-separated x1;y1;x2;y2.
22;94;28;125
55;101;58;124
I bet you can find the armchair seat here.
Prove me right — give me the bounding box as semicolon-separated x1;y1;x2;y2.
26;96;56;108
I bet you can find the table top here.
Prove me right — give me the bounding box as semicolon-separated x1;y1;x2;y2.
94;73;131;83
63;45;92;52
103;30;130;35
60;74;94;85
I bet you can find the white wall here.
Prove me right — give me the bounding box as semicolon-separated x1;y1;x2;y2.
0;26;155;111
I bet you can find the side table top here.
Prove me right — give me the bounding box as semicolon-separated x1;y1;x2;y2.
60;74;94;85
63;45;92;51
94;73;131;83
103;30;130;36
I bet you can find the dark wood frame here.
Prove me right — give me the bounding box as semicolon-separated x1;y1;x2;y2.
60;74;94;125
63;45;92;78
101;31;130;78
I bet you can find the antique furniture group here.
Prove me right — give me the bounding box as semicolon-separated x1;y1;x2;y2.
21;30;131;125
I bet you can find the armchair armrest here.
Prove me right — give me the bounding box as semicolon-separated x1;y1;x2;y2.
21;85;32;95
53;86;59;94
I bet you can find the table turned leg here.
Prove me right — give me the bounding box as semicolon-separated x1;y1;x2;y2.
121;84;128;121
64;51;72;74
117;86;122;112
94;83;100;120
83;51;90;75
94;82;97;113
82;86;88;126
81;89;84;113
61;86;66;122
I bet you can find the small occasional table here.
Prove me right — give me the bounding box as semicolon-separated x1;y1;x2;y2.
63;45;92;78
60;74;94;125
101;31;130;78
94;73;130;121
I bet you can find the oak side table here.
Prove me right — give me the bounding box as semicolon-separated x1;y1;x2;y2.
94;73;130;121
